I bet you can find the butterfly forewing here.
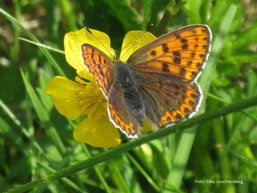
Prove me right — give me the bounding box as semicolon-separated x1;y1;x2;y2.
81;44;114;95
129;25;212;83
81;43;139;138
128;25;211;129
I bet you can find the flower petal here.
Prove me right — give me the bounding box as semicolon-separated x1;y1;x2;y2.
141;119;153;132
64;27;115;72
45;76;84;120
119;31;156;62
76;69;94;82
73;113;121;148
78;80;106;116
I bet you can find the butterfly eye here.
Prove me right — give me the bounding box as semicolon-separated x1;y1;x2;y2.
120;75;132;88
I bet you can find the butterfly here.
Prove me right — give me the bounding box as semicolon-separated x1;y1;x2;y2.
81;25;212;138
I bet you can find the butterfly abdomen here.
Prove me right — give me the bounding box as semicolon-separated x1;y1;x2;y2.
123;87;145;126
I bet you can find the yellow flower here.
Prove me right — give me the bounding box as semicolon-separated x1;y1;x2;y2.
45;27;156;148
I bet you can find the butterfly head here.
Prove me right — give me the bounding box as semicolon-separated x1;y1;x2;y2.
114;60;135;88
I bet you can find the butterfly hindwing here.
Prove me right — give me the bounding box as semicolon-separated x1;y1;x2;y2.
81;44;114;95
129;25;212;83
108;83;140;138
139;79;202;128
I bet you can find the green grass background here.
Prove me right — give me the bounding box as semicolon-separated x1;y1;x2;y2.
0;0;257;192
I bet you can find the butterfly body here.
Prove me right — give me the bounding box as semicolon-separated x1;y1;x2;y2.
113;60;145;127
81;25;212;138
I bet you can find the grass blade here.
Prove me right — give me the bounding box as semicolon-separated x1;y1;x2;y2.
163;4;238;190
0;7;66;77
20;69;66;155
6;94;257;193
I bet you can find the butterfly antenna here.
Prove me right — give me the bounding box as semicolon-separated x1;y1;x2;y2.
85;27;116;59
121;24;153;59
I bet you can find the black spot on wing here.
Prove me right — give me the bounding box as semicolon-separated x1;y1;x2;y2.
181;38;188;44
162;43;169;53
180;68;186;76
162;62;170;72
182;44;188;50
201;27;207;32
173;51;180;57
175;113;182;120
191;93;198;99
173;51;181;64
190;52;195;58
202;45;208;50
175;34;181;39
150;50;157;56
187;61;192;66
184;107;190;113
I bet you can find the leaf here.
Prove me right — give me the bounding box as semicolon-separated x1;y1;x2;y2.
232;19;257;50
104;0;140;31
182;0;201;24
143;0;153;28
229;50;257;64
20;69;66;155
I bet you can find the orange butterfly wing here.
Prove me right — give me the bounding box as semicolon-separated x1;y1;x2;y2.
81;44;139;137
139;80;202;128
81;44;114;95
108;83;140;138
128;25;212;83
128;25;212;128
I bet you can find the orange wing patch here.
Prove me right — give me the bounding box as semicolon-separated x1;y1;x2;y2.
131;25;211;83
81;44;114;95
158;84;201;127
109;104;136;136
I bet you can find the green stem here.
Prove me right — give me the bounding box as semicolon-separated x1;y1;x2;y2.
155;10;172;36
155;0;185;36
58;0;77;31
109;160;131;193
127;153;160;191
20;69;66;155
82;145;113;193
7;95;257;193
18;37;65;54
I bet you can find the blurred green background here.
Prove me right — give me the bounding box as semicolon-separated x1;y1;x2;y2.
0;0;257;192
